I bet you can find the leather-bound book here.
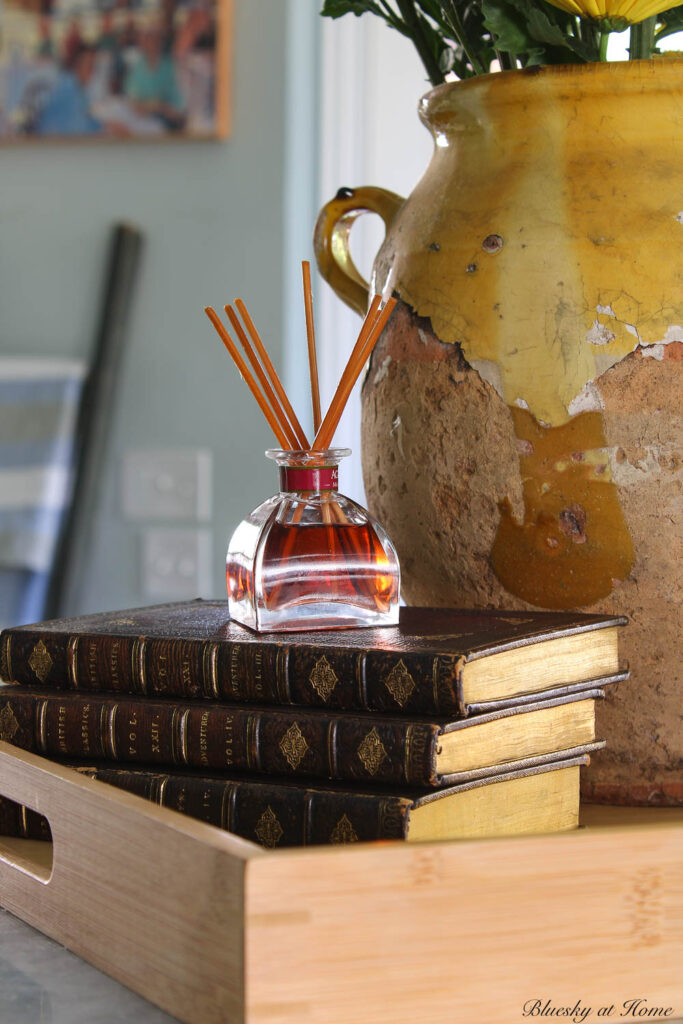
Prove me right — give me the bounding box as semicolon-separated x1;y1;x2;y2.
0;755;590;846
1;601;626;716
0;685;606;787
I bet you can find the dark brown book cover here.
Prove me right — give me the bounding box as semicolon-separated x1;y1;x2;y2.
0;600;627;716
0;755;590;848
0;685;605;788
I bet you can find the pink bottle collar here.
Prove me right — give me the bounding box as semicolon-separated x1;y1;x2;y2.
279;465;339;492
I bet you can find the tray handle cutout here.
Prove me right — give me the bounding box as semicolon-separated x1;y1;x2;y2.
0;743;55;882
0;789;53;883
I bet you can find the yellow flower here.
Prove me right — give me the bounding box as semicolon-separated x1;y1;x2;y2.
544;0;672;24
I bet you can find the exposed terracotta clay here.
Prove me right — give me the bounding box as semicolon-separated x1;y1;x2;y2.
362;303;682;804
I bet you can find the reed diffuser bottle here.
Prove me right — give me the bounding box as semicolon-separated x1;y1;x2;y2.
226;449;400;631
206;264;400;632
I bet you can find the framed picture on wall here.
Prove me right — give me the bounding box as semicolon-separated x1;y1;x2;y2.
0;0;231;141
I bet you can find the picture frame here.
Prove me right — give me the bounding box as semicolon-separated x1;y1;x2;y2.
0;0;231;141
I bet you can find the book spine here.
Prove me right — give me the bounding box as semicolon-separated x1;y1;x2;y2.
74;768;412;846
1;628;463;715
2;691;439;786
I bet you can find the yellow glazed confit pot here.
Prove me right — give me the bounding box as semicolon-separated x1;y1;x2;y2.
315;58;682;806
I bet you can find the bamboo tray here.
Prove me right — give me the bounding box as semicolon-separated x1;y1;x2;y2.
0;741;681;1024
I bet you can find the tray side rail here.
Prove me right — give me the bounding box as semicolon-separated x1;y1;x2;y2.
244;808;683;1024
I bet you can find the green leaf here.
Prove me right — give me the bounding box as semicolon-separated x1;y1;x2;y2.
489;0;599;62
320;0;384;18
656;3;683;39
482;0;537;53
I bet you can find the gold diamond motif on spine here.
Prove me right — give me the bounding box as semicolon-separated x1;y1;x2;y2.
385;659;416;707
309;656;338;700
330;814;359;844
279;722;309;769
0;702;19;742
28;640;53;683
255;806;284;848
357;727;388;775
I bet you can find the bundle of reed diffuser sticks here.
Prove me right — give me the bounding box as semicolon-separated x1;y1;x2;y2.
205;262;396;452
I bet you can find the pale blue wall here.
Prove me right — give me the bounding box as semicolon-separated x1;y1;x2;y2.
0;0;321;617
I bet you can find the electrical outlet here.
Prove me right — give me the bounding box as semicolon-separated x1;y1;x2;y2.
123;449;212;521
142;528;212;599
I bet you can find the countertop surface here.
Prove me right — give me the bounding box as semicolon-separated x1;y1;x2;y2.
0;909;178;1024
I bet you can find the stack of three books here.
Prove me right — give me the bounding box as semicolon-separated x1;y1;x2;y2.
0;601;627;847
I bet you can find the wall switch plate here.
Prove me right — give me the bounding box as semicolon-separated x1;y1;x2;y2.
122;449;212;521
141;528;212;599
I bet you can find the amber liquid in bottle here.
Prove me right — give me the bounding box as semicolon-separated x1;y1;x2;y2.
260;517;397;611
227;516;397;613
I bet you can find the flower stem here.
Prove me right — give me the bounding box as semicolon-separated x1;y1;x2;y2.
394;0;445;85
629;16;656;60
438;0;487;76
599;30;610;60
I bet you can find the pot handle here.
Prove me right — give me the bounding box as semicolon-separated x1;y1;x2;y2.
313;186;404;317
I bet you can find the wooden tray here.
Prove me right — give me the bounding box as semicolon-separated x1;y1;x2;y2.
0;741;681;1024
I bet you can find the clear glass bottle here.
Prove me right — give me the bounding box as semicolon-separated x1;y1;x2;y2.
226;449;400;631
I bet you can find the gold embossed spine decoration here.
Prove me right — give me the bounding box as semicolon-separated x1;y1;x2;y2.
329;814;359;844
403;723;437;786
275;646;291;704
132;637;147;695
384;659;416;708
355;651;368;709
67;637;79;689
254;806;284;848
204;642;219;699
246;714;260;771
178;709;190;765
0;703;20;743
220;781;234;831
309;656;338;700
327;719;339;778
37;700;48;753
279;723;309;770
106;706;118;760
357;727;388;777
156;775;169;806
28;640;53;684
